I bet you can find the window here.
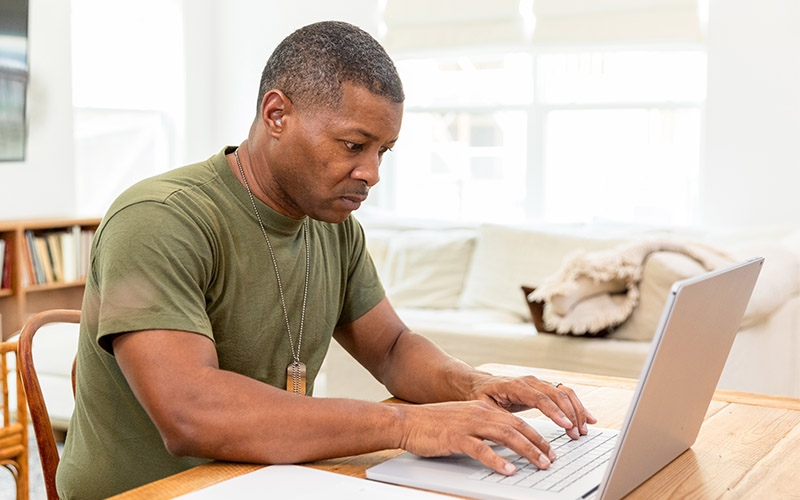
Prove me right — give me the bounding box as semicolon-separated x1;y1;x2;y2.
375;49;706;227
71;0;184;216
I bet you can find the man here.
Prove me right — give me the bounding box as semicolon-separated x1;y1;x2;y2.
57;21;595;499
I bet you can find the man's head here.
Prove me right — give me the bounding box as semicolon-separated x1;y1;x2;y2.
244;21;404;224
257;21;404;115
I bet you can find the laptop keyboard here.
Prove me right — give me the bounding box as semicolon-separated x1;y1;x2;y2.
468;427;617;493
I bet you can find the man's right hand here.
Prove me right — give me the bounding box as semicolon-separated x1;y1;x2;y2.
394;401;556;476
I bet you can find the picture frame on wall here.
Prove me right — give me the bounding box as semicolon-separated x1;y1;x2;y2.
0;0;29;162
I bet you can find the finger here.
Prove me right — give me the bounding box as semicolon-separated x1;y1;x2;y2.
466;439;522;476
550;384;597;438
561;386;597;433
467;423;553;475
521;381;582;439
522;386;576;433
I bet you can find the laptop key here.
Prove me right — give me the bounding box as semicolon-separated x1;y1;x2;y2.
470;430;617;492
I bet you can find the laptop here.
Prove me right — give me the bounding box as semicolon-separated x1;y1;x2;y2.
367;257;763;500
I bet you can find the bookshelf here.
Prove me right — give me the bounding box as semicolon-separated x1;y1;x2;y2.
0;218;101;340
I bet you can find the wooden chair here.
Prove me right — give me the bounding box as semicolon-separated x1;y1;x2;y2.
0;339;28;500
17;309;81;500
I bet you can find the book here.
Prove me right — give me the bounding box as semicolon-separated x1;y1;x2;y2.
1;238;11;289
14;226;96;287
34;236;55;284
0;238;5;288
60;230;77;283
25;230;44;285
79;226;94;280
47;232;65;283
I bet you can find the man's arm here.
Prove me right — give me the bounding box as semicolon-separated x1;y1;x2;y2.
334;297;596;440
112;324;556;475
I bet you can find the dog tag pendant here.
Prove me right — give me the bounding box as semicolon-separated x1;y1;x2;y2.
286;361;307;395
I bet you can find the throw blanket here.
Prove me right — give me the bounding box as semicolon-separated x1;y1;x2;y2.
528;239;734;336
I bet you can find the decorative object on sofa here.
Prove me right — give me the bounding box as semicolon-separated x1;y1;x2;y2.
0;339;28;500
521;285;616;337
17;309;81;500
525;239;734;336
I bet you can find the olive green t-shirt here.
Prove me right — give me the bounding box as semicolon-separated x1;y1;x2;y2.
56;147;385;499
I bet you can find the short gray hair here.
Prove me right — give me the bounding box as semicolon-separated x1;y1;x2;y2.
257;21;405;114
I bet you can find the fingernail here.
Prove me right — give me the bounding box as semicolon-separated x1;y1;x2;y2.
581;423;588;434
504;462;516;474
549;449;557;461
539;455;551;469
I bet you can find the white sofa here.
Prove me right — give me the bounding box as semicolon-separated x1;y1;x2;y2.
8;321;79;430
320;219;800;402
13;220;800;427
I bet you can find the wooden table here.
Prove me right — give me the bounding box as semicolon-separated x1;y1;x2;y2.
109;364;800;499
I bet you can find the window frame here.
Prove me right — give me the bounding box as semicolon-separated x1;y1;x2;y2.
378;44;707;227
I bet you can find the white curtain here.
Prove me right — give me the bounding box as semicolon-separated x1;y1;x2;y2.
381;0;705;52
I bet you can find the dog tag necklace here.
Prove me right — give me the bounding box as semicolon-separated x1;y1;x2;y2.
235;148;310;395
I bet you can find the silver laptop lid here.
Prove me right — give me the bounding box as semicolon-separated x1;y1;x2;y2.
598;257;763;500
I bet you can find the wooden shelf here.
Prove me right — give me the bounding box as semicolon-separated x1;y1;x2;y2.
0;217;101;339
23;280;88;293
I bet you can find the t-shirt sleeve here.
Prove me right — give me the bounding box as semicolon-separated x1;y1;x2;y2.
91;201;215;352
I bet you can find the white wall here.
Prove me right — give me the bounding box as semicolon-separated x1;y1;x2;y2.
0;0;76;220
3;0;800;229
702;0;800;229
181;0;382;163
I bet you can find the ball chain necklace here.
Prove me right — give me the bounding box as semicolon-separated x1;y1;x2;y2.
234;148;309;395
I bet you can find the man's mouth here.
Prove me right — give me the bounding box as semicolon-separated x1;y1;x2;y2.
341;193;368;210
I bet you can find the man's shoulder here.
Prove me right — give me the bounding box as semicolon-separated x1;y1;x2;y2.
108;151;229;214
99;151;231;237
121;159;220;204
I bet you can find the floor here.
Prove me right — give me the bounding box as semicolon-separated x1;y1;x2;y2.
0;427;61;500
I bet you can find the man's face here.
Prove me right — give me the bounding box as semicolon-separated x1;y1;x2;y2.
269;83;403;223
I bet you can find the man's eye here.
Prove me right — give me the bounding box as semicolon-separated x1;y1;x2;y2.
378;147;393;156
344;141;363;152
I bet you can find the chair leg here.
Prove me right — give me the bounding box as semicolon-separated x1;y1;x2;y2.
18;451;29;500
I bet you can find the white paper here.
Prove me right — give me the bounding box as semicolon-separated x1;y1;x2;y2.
174;464;450;499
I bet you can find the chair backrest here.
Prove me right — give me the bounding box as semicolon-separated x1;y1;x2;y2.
17;309;81;500
0;339;28;500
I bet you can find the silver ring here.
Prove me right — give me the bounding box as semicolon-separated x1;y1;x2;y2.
552;381;563;389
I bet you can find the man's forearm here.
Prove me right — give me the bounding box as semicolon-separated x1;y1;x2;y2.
377;329;489;404
151;366;410;464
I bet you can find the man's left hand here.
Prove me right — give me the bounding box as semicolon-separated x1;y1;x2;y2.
471;375;597;440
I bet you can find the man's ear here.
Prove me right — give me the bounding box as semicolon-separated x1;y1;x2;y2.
260;90;289;133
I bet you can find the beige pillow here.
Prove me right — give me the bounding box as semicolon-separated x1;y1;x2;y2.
459;224;626;320
611;252;705;341
365;229;394;273
727;242;800;328
381;230;476;309
610;244;800;340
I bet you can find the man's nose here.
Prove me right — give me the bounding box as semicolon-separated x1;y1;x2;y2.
353;156;381;187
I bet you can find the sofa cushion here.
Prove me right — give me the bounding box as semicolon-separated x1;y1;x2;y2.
610;242;800;339
726;241;800;328
610;251;705;341
378;230;477;309
394;307;650;379
459;224;626;321
7;321;79;429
